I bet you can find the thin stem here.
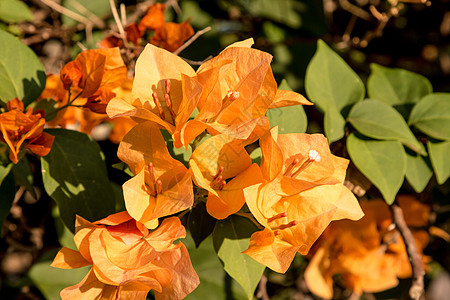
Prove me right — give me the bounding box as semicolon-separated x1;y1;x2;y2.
190;130;207;152
389;202;425;300
173;26;212;55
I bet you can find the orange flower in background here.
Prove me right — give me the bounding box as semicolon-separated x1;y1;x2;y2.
107;43;202;147
304;197;430;298
0;98;54;163
150;21;194;52
51;212;199;300
118;121;193;229
181;39;311;148
138;3;166;32
189;133;262;219
60;47;127;113
242;126;363;273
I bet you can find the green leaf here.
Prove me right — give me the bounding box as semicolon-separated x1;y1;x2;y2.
41;129;116;232
61;0;110;27
0;162;12;185
185;234;248;300
409;93;450;141
347;99;426;155
305;40;365;113
305;40;364;141
347;133;406;204
405;150;433;193
427;140;450;185
250;147;262;166
11;156;36;198
0;29;46;107
213;215;265;299
188;201;217;248
324;105;346;143
266;105;307;134
367;64;432;106
29;249;90;300
29;98;60;122
0;172;15;236
0;0;34;23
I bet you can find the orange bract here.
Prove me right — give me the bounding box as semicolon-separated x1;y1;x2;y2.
304;197;430;298
118;121;193;229
150;21;194;52
189;133;262;219
181;39;311;148
107;43;201;147
242;126;363;273
0;98;54;163
51;212;199;300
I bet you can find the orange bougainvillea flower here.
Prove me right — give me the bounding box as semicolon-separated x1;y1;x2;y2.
138;3;166;32
304;196;430;298
0;98;54;164
51;212;199;300
107;43;202;147
189;133;263;219
150;21;194;52
118;121;193;229
181;39;311;148
60;48;127;113
242;126;363;273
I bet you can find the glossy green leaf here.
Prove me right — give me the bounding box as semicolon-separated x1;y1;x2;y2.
212;215;265;299
324;105;346;143
405;151;432;193
347;133;406;204
305;40;365;113
188;201;217;248
41;129;116;232
368;64;432;106
0;0;34;23
185;234;248;300
347;99;426;155
29;249;89;300
30;98;60;122
0;29;46;107
0;172;15;236
61;0;110;26
305;40;364;142
409;93;450;140
0;162;12;186
266;105;307;134
428;140;450;185
11;156;36;198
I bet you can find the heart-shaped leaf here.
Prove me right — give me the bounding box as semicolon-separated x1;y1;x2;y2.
409;93;450;141
368;64;432;106
213;215;265;299
0;29;46;106
405;151;432;193
347;133;406;204
427;140;450;185
347;99;426;155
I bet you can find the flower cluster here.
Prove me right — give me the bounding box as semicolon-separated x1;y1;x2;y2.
0;98;54;163
304;196;430;298
52;38;364;299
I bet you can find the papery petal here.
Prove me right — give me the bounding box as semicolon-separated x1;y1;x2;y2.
138;3;166;32
25;131;55;157
94;211;133;226
150;21;194;52
260;126;283;181
153;244;200;300
206;163;263;219
269;89;312;108
60;268;107;300
77;51;106;98
146;217;186;251
51;247;91;269
243;228;299;273
304;247;333;299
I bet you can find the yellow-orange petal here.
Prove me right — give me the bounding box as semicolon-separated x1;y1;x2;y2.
269;89;313;108
51;247;91;269
304;247;333;299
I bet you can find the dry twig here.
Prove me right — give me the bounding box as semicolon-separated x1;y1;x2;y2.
389;203;425;300
173;26;212;55
256;274;270;300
